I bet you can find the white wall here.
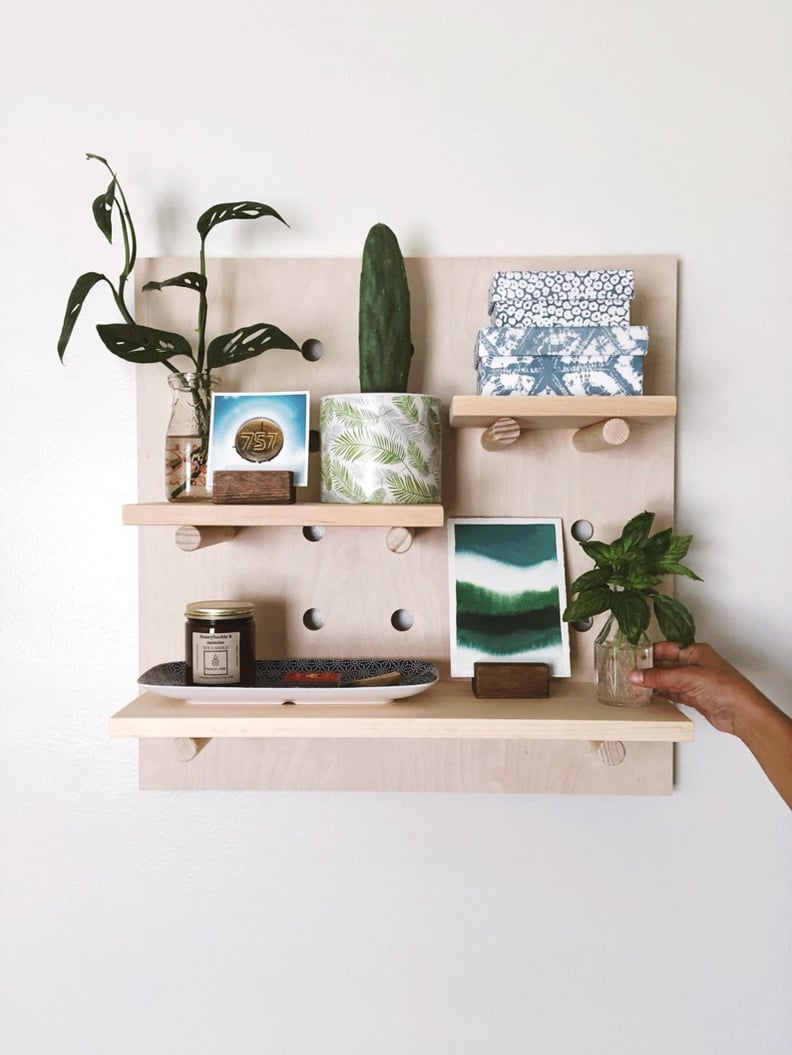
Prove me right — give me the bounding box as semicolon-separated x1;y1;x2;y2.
2;2;790;1053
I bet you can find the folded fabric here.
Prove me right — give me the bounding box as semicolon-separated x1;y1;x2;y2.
477;355;645;396
474;325;648;367
489;269;634;309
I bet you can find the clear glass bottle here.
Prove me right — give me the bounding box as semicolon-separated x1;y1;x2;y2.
594;614;654;707
165;372;216;502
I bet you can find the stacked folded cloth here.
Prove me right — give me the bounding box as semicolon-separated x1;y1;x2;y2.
476;269;648;396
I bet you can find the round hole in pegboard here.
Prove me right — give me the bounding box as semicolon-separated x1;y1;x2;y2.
308;429;321;454
571;519;594;542
302;525;325;542
301;338;324;362
391;609;414;631
302;608;324;630
571;617;594;633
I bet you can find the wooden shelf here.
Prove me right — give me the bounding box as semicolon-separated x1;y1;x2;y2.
110;679;694;743
449;395;677;430
122;502;445;528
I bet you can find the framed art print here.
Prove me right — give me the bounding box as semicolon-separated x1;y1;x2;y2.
447;517;571;678
207;391;310;487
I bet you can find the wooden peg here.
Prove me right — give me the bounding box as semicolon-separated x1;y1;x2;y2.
173;737;212;763
386;526;415;553
481;416;521;451
175;525;237;552
592;740;627;766
572;417;630;452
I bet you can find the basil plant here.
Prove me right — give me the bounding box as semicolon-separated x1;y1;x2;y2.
563;511;702;647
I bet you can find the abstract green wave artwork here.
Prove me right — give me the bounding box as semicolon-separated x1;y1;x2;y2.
448;519;571;677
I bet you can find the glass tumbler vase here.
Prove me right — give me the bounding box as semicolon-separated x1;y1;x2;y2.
165;372;216;502
594;614;654;707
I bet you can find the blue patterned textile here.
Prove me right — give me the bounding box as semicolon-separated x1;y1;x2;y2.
474;326;648;367
477;356;645;396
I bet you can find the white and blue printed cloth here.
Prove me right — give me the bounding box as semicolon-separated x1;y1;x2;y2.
477;356;645;396
474;325;648;367
474;324;648;396
488;269;634;328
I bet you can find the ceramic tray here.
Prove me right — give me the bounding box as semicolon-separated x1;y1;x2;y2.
138;658;439;705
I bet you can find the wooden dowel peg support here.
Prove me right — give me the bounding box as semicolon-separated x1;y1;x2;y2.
572;417;630;453
386;526;415;554
481;417;521;451
173;737;212;763
175;525;238;552
592;740;627;766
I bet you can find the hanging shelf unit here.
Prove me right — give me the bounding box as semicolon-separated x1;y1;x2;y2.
111;252;691;794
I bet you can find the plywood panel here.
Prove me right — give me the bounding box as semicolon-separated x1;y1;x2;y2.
139;737;674;794
133;255;677;686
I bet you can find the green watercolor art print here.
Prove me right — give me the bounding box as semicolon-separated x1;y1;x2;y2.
447;518;571;678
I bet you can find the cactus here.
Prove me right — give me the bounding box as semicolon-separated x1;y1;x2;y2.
359;223;413;393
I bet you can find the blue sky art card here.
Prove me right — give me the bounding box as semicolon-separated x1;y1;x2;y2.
447;518;571;678
207;392;310;487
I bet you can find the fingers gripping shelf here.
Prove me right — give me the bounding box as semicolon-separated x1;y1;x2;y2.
118;253;688;793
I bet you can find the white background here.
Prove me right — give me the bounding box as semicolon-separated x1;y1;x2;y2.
2;2;790;1053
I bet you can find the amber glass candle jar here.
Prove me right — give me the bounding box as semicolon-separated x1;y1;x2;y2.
185;601;256;687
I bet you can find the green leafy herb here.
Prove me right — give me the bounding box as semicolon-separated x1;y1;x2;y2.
562;511;701;647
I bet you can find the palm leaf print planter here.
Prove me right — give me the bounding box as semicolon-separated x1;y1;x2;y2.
320;394;442;504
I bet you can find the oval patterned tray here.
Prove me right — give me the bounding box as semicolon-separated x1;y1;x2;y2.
138;658;439;704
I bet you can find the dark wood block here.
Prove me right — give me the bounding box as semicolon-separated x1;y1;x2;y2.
472;662;551;699
212;470;295;504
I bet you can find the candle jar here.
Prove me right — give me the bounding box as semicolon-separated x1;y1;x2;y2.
185;601;256;687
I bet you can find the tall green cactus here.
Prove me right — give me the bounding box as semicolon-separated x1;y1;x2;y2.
359;223;413;392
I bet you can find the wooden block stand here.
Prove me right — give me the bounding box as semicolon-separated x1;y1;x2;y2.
110;254;693;793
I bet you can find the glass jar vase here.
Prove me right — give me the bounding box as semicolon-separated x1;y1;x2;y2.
165;372;216;502
594;614;654;707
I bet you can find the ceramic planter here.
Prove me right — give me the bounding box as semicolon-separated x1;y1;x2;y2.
320;393;442;504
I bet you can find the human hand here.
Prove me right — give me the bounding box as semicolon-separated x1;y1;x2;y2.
628;642;768;736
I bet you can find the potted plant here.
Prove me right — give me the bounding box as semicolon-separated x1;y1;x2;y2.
57;153;300;501
319;223;442;504
562;511;701;706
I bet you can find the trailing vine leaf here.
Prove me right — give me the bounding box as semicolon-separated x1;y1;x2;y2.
206;324;299;369
142;272;207;295
197;201;288;241
58;272;111;360
92;178;116;243
59;157;298;399
97;323;194;364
